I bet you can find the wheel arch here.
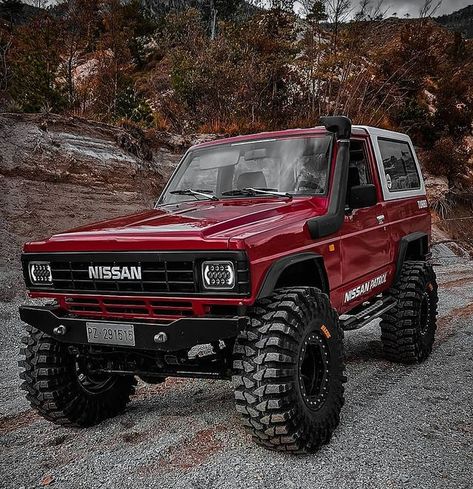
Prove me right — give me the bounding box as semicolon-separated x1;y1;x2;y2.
394;232;429;282
256;253;329;299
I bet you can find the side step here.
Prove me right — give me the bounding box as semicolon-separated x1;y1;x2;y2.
340;296;397;331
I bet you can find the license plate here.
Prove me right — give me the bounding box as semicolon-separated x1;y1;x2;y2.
86;322;135;346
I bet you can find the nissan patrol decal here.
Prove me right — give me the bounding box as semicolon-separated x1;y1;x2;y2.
344;272;388;303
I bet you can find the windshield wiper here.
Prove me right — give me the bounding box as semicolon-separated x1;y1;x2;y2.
221;188;292;199
169;189;219;201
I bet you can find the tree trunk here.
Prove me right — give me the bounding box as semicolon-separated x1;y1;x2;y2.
210;0;217;40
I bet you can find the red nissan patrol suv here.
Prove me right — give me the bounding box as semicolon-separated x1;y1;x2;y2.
19;117;438;452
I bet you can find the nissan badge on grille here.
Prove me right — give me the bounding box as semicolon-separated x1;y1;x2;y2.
88;266;142;280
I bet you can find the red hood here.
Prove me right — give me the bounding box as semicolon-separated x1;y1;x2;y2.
24;197;328;253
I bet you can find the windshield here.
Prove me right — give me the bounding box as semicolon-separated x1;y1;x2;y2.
159;136;332;204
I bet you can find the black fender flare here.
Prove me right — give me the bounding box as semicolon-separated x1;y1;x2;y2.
256;252;329;299
394;232;429;282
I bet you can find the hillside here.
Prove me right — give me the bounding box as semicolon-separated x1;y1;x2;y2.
437;5;473;38
1;3;472;144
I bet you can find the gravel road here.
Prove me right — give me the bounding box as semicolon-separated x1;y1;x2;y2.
1;254;472;489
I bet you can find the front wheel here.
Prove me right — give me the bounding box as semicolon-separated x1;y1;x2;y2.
233;287;346;452
19;326;136;427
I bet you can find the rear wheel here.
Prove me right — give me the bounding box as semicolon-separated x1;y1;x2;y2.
19;326;136;427
380;261;438;363
233;287;346;452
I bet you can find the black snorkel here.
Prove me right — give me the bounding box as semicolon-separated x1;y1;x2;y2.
307;116;352;239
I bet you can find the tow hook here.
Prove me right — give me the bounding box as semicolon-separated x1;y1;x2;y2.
154;332;168;344
53;324;67;336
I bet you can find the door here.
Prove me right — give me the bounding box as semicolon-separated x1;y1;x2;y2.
339;138;391;304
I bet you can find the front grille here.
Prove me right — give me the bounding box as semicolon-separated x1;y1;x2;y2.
50;260;196;294
63;297;193;321
23;251;250;297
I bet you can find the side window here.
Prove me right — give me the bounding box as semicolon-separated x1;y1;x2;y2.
378;139;420;192
347;140;372;191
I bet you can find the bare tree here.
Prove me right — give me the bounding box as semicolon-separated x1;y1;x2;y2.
356;0;388;21
420;0;442;18
320;0;351;112
209;0;217;40
298;0;314;17
324;0;352;25
325;0;352;57
0;33;13;91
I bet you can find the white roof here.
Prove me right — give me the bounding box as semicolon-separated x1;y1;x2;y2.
353;125;412;141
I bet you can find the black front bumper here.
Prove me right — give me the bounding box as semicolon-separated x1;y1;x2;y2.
19;305;247;352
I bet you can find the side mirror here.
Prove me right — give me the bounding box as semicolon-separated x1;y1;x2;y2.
348;184;377;209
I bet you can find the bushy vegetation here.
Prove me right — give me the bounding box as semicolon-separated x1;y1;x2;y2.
0;0;472;186
437;5;473;39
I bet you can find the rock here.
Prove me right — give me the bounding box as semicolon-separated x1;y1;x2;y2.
0;113;181;194
424;173;449;203
40;474;55;486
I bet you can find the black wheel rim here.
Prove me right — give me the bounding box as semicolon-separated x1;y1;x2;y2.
74;360;116;395
419;290;431;335
298;331;330;411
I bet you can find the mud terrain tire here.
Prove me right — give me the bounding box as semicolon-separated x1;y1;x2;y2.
19;325;136;426
381;261;438;363
233;287;346;452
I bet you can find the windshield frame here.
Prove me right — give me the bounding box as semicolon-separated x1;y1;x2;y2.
156;134;334;206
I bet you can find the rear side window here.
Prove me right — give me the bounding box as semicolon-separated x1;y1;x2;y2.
378;139;420;192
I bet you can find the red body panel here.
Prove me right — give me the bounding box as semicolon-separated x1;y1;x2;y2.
24;127;431;319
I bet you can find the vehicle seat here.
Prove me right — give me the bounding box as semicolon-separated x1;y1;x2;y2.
346;166;361;202
347;166;361;188
237;171;267;189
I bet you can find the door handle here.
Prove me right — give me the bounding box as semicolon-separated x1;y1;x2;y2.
376;214;385;225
